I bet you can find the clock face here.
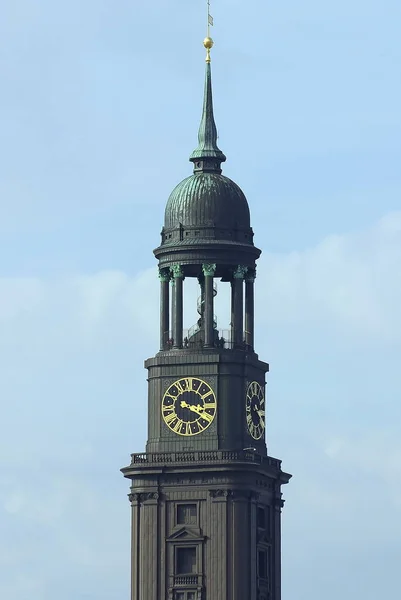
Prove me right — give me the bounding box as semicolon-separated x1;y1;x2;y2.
246;381;265;440
162;377;217;436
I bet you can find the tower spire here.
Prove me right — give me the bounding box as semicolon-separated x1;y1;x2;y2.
190;4;226;173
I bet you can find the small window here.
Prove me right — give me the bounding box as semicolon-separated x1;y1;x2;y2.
176;547;197;574
177;504;197;525
174;593;195;600
258;549;268;579
257;507;266;529
194;231;199;236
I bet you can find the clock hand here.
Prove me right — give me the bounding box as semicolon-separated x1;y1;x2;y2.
251;404;265;419
180;401;204;416
190;404;205;416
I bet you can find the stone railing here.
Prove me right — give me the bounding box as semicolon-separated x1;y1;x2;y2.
174;575;200;586
130;450;281;470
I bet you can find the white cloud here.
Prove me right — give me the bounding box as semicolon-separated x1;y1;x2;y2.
261;211;401;344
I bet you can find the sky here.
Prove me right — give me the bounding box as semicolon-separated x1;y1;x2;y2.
0;0;400;598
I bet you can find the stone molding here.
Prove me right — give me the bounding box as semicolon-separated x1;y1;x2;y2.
128;491;160;504
209;489;260;500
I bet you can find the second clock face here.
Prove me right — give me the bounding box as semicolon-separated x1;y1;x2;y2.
162;377;217;436
246;381;265;440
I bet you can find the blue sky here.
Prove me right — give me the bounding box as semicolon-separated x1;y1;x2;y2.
0;1;400;599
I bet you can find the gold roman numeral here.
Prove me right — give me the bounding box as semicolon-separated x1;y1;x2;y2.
164;411;177;425
204;401;216;412
172;419;183;433
175;380;184;394
201;410;214;423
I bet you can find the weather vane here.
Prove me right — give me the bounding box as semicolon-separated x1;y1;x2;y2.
204;0;214;62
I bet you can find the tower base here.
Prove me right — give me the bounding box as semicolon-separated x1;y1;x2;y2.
122;451;291;600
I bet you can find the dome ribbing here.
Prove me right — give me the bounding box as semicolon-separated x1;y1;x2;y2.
164;173;250;231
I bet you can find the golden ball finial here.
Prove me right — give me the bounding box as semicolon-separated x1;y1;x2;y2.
203;37;214;50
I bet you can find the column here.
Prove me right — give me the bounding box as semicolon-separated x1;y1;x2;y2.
230;280;235;347
171;264;184;349
170;277;175;346
159;268;170;351
197;275;205;331
232;266;248;348
245;269;256;351
202;263;216;348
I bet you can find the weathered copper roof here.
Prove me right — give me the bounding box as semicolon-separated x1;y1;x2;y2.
164;172;250;230
189;61;226;170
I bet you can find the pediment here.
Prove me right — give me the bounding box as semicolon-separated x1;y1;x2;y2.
166;527;205;542
257;531;271;545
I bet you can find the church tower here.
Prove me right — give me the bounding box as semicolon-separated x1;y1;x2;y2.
122;26;291;600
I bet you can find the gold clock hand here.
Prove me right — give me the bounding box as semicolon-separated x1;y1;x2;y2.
180;401;204;416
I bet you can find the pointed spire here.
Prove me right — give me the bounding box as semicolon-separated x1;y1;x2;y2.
190;37;226;174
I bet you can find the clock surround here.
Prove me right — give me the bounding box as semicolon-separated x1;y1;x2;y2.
162;377;217;436
245;380;266;440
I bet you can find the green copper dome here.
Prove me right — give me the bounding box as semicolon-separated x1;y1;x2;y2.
164;172;251;232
